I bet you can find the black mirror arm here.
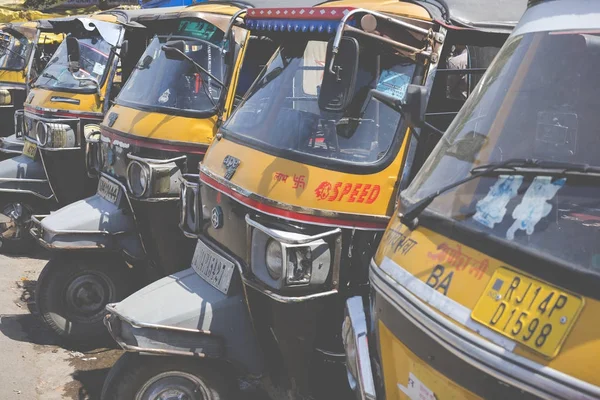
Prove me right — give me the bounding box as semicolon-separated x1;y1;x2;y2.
161;46;224;87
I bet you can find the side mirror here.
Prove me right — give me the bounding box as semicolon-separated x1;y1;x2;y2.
120;39;129;60
318;36;359;112
370;84;427;128
162;40;186;60
139;55;153;69
66;36;81;73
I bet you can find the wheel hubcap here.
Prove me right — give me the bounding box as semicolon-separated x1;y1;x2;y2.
136;372;209;400
0;202;32;241
65;273;114;319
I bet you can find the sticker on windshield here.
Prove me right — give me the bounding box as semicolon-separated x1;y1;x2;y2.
158;89;170;104
473;175;523;229
377;70;411;100
92;62;105;76
506;176;566;240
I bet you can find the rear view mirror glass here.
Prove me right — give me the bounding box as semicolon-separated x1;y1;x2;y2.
318;36;359;112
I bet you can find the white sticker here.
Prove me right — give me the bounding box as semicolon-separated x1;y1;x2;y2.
377;69;411;100
158;89;170;104
92;62;105;76
473;175;523;229
506;176;566;240
397;372;436;400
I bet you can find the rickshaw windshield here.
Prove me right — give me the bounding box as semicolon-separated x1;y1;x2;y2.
0;28;35;71
223;37;416;168
405;29;600;275
116;33;225;115
33;33;111;91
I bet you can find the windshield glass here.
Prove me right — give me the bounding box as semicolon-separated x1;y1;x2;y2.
223;38;416;167
405;29;600;275
0;28;35;71
33;33;111;91
116;32;225;115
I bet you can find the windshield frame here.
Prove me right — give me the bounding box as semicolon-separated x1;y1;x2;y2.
221;34;424;175
0;27;36;72
32;31;116;95
114;33;227;119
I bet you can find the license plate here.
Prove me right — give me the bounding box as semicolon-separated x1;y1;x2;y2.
191;239;235;295
471;268;584;358
97;176;120;204
22;140;37;159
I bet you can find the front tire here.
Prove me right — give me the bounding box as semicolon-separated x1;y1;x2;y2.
101;353;234;400
35;253;133;345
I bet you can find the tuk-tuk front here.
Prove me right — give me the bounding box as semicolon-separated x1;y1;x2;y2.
101;1;510;398
0;22;62;145
31;2;279;345
0;11;158;253
344;1;600;399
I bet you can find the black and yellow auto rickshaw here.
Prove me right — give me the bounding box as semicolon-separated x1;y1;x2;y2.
30;1;280;344
342;1;600;400
0;21;63;155
0;9;172;253
101;1;513;398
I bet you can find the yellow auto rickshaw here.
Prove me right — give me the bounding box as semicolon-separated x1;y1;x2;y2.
102;1;514;398
343;1;600;400
0;21;63;152
30;1;279;344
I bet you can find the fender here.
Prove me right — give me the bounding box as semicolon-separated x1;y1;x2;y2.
105;266;265;376
0;134;25;159
31;191;143;257
0;155;53;200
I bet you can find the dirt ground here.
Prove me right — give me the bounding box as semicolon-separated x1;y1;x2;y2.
0;248;123;400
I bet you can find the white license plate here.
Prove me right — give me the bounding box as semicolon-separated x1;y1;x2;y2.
191;240;235;295
97;176;120;204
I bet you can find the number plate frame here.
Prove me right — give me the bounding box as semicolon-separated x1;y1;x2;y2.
191;239;235;295
22;140;37;159
471;267;584;358
97;176;121;205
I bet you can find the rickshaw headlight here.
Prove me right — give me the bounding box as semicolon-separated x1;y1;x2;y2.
127;161;150;197
0;89;12;105
35;121;48;146
265;239;284;280
36;122;76;148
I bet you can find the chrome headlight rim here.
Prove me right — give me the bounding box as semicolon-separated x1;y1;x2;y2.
126;160;151;198
35;120;48;146
265;238;284;280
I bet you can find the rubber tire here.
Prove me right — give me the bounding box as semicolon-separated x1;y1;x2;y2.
35;253;133;346
101;353;234;400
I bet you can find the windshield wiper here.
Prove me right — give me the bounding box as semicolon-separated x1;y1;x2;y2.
400;158;600;226
42;72;59;81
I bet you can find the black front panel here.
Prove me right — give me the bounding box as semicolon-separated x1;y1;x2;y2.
0;88;25;136
373;287;542;400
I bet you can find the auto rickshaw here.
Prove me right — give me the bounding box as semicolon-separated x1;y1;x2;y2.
0;21;63;155
342;1;600;399
101;1;513;398
0;9;175;253
30;1;281;344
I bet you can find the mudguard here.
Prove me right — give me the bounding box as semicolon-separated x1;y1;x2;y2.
105;267;265;376
0;155;53;200
0;134;24;157
31;193;143;257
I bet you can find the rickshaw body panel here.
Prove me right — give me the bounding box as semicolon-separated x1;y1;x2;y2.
25;87;104;115
0;153;52;199
319;0;432;20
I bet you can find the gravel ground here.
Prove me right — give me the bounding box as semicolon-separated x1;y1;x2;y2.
0;248;123;400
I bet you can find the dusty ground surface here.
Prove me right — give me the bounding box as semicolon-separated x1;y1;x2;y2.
0;248;123;400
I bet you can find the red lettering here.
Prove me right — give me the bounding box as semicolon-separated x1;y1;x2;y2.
338;183;353;201
357;184;371;203
348;184;362;203
366;185;380;204
328;182;342;201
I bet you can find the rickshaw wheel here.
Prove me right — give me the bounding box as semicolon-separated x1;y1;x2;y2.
35;253;134;345
0;201;36;254
101;353;234;400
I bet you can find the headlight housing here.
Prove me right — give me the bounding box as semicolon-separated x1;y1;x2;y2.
265;239;284;280
35;121;76;148
179;173;203;236
343;296;376;400
126;160;150;197
84;124;101;178
0;89;12;106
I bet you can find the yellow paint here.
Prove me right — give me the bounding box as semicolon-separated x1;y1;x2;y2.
0;70;25;85
105;104;217;145
319;0;432;20
202;135;412;218
374;221;600;387
26;87;102;114
379;321;480;400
